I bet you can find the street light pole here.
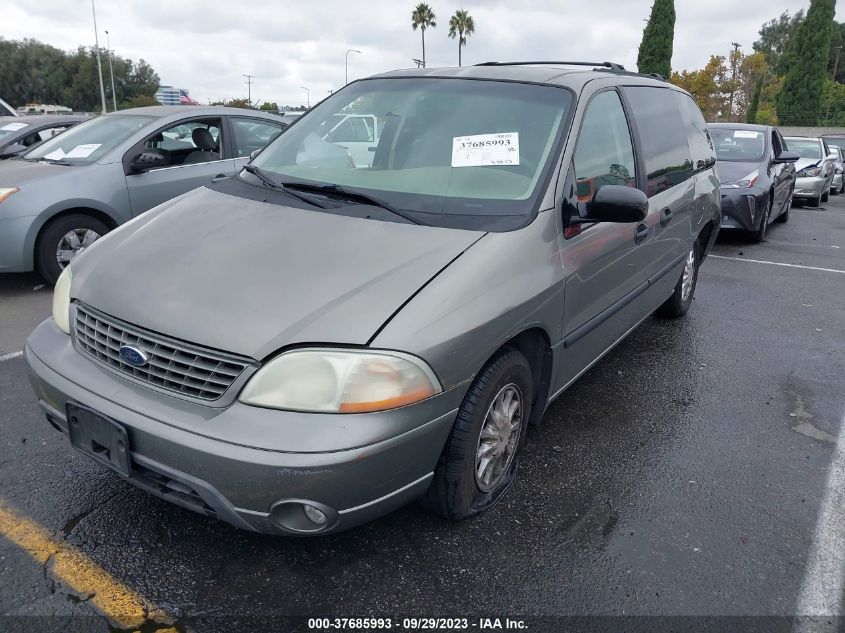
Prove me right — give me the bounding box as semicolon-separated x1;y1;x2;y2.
91;0;107;114
728;42;742;121
301;86;310;108
345;49;361;85
105;30;117;111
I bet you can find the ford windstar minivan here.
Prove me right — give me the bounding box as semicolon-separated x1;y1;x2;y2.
26;62;720;535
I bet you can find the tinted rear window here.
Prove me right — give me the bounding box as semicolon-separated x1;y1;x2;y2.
676;92;716;170
624;86;693;197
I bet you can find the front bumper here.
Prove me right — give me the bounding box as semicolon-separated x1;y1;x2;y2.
794;176;827;199
719;189;767;231
25;319;459;535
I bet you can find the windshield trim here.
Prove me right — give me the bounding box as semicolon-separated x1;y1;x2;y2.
252;76;576;231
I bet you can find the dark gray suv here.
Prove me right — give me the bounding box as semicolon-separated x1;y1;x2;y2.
26;62;720;535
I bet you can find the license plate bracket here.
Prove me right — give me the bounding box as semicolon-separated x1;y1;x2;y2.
66;403;131;477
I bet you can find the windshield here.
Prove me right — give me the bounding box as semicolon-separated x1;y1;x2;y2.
710;128;765;162
785;138;822;160
250;77;572;225
0;121;30;142
24;114;152;164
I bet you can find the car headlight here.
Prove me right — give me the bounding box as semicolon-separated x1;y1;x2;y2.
722;169;759;188
798;165;822;178
52;266;72;334
239;348;441;413
0;187;19;204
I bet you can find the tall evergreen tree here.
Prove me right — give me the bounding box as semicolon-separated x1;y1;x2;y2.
777;0;837;125
637;0;676;78
746;76;763;123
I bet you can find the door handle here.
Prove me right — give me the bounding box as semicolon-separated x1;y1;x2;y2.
635;223;649;244
659;208;673;228
211;174;228;183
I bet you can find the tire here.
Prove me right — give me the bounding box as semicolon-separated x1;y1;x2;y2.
822;189;829;203
748;197;770;243
420;348;533;520
656;241;700;319
806;195;821;208
777;190;792;223
36;214;108;285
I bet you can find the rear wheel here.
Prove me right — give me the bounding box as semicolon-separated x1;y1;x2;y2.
36;214;108;284
656;241;700;318
420;348;532;520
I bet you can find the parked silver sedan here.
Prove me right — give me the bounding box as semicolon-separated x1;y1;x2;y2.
0;106;286;283
785;136;834;206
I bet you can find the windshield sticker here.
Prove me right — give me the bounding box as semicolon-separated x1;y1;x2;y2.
43;148;66;161
0;122;28;131
65;143;101;158
733;130;760;139
452;132;520;167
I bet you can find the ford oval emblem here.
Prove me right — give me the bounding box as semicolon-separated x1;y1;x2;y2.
119;345;148;367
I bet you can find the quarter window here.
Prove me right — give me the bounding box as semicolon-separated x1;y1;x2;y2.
625;87;693;197
573;90;637;202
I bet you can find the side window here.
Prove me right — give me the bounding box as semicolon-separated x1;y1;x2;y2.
142;119;223;167
625;87;693;197
230;118;285;158
573;90;637;202
326;117;373;143
38;126;71;142
675;92;715;171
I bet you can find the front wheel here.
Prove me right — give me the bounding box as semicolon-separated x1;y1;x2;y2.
777;190;792;223
36;214;108;284
656;241;700;318
420;348;533;520
749;197;770;243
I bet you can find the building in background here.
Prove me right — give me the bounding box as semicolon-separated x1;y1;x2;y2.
154;86;198;106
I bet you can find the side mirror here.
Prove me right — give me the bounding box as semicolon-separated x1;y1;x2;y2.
131;151;167;173
4;142;26;155
577;185;648;224
774;150;799;164
249;148;262;161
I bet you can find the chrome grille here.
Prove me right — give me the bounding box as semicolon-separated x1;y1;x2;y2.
73;305;250;401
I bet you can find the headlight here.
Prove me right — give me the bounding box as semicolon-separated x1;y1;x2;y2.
239;348;441;413
0;187;19;204
798;165;822;178
52;266;72;334
722;169;759;189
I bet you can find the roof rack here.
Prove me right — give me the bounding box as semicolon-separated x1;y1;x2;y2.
475;61;626;71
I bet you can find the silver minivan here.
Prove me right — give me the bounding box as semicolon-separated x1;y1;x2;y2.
0;106;286;283
26;63;720;535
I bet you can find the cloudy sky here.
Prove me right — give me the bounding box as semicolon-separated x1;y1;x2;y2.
5;0;841;107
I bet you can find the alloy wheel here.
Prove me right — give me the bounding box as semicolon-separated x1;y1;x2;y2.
56;229;101;269
475;383;523;492
680;247;696;302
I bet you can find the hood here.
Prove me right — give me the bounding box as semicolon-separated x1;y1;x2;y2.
71;187;485;359
716;160;760;185
795;157;822;172
0;158;76;186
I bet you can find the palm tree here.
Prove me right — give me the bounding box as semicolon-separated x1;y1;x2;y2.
448;9;475;67
411;3;436;68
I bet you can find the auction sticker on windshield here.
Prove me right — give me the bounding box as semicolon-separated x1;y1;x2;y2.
452;132;519;167
65;143;101;158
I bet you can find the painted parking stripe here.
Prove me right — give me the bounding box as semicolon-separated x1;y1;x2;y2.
0;499;174;630
794;410;845;629
0;351;23;362
710;255;845;275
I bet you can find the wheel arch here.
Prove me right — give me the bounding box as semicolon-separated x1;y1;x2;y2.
27;204;120;270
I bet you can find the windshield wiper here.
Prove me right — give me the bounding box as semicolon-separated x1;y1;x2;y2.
279;180;424;226
241;164;327;208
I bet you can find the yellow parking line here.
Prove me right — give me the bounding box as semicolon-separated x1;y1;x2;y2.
0;498;174;631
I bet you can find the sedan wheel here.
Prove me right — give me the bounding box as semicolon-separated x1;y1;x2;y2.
475;383;523;492
657;241;700;318
749;198;770;243
36;214;109;285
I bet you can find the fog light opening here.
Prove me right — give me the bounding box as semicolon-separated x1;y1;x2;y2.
269;499;338;534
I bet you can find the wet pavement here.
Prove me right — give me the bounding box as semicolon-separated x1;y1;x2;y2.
0;198;843;631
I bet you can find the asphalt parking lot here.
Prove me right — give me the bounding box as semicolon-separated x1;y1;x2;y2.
0;199;843;632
